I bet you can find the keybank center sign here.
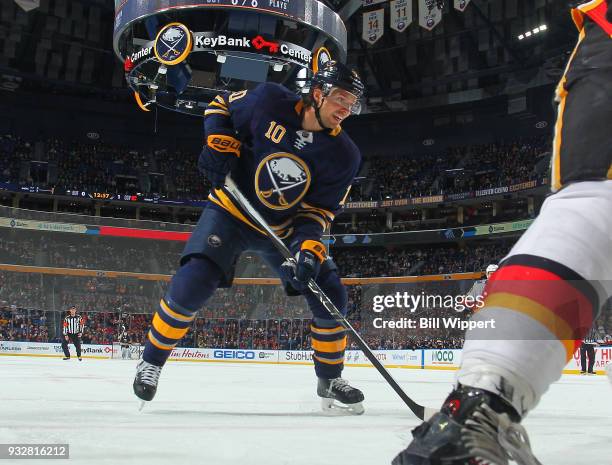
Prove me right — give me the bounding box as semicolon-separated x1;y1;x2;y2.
192;32;312;67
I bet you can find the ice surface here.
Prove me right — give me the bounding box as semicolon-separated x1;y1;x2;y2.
0;358;610;465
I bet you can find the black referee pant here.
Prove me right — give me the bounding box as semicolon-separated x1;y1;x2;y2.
61;333;82;358
579;343;595;373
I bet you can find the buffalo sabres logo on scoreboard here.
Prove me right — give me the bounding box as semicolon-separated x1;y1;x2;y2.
312;47;331;74
255;153;311;210
154;22;193;66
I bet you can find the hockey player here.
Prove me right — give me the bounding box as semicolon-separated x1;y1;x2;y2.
133;61;366;414
119;321;131;360
465;263;497;303
394;2;612;463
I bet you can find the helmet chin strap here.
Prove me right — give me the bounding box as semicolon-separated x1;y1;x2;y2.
313;97;332;131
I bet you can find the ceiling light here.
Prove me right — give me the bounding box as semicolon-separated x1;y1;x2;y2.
517;24;547;41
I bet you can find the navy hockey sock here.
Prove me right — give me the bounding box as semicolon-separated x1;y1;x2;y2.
143;257;223;366
310;317;347;379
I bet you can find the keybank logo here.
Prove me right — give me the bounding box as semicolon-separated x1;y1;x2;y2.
82;347;104;354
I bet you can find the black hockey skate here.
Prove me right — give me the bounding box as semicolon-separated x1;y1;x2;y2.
317;377;365;415
392;384;542;465
133;360;162;410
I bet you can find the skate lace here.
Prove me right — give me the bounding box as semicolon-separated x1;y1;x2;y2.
330;378;352;393
137;361;161;386
462;403;542;465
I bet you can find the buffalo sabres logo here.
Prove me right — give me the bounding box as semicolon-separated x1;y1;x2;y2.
154;23;193;66
255;153;311;210
312;47;331;74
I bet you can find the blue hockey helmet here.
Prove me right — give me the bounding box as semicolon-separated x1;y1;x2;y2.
309;61;365;115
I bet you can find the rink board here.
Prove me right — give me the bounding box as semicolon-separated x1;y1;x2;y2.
1;341;610;374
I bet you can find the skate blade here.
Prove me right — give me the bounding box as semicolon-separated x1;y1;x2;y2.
321;398;364;416
137;400;148;412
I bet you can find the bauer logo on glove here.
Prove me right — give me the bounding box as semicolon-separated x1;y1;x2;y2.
207;134;241;156
198;132;242;187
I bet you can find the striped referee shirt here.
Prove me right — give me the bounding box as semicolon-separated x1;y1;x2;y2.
63;314;84;335
583;327;603;345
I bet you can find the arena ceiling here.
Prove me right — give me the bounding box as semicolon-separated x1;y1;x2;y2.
0;0;575;113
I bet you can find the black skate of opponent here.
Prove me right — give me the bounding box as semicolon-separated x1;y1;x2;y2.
392;384;542;465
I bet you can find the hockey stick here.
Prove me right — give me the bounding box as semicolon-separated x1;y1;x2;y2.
224;176;436;421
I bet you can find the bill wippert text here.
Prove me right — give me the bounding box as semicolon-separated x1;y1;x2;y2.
372;317;496;331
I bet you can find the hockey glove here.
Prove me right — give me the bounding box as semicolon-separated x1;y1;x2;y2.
279;240;327;292
198;133;241;188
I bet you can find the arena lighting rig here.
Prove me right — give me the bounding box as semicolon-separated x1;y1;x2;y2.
113;0;347;116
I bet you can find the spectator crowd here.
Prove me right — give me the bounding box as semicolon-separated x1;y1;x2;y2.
0;226;514;277
0;132;561;351
2;270;611;351
2;300;610;351
0;134;549;205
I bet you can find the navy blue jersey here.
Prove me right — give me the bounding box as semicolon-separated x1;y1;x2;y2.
201;83;361;249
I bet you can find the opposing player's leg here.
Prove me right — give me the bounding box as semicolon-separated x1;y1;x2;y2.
263;248;364;415
134;206;247;405
394;181;612;464
394;11;612;462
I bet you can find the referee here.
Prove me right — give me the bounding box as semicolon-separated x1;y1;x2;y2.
580;326;600;375
61;306;84;361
